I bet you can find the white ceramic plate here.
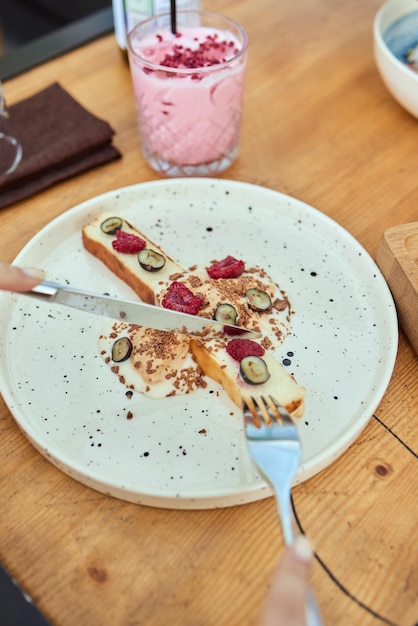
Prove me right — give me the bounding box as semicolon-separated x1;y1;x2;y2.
0;179;398;509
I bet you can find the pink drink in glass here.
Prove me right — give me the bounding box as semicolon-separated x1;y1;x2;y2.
127;11;248;176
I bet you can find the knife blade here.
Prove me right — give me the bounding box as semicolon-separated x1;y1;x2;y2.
26;281;259;337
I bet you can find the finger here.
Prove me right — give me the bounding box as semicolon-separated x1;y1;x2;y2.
0;263;45;292
261;536;313;626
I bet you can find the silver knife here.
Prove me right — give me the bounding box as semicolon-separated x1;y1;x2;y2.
26;281;259;337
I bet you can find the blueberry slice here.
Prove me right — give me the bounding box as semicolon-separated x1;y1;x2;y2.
100;216;123;235
245;288;272;312
214;303;238;325
239;356;270;385
138;248;166;272
111;337;133;362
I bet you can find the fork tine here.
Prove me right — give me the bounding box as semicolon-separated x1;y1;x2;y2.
263;395;281;422
245;395;287;427
268;395;295;426
242;396;261;428
254;395;272;425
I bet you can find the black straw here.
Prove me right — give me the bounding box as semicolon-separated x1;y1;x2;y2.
170;0;177;34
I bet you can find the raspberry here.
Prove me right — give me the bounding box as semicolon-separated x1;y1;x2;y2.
160;34;238;69
226;338;265;362
112;230;146;254
207;256;245;279
161;281;204;315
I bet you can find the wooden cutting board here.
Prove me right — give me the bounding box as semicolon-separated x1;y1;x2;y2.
376;223;418;355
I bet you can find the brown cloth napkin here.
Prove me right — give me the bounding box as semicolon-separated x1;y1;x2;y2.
0;82;121;210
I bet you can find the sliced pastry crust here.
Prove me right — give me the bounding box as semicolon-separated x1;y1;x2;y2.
82;213;183;304
82;213;305;417
189;338;305;418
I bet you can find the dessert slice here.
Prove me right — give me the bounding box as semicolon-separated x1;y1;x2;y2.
82;214;183;304
190;339;305;418
98;320;208;399
82;213;305;417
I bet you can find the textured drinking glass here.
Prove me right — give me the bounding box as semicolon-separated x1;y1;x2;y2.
0;80;22;175
127;10;248;177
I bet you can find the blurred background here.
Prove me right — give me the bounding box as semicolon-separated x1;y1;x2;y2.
0;0;111;53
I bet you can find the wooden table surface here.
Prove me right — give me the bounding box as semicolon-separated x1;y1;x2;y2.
1;0;417;624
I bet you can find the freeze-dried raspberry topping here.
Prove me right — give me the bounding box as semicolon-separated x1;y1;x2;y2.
112;230;146;254
226;338;265;362
162;281;204;315
207;256;245;279
160;33;239;69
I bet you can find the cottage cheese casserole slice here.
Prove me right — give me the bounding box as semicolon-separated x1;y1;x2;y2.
82;213;305;417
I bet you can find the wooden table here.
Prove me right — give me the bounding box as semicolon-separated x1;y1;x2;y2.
1;1;417;624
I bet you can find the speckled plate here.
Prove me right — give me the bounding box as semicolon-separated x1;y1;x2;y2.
0;179;398;509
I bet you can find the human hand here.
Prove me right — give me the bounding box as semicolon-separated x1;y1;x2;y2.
261;536;313;626
0;262;45;292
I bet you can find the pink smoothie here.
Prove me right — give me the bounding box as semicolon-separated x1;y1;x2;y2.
128;26;247;169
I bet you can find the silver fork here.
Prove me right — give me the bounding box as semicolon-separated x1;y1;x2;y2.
243;394;323;626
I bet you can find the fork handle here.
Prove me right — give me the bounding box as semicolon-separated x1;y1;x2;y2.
305;588;323;626
274;499;323;624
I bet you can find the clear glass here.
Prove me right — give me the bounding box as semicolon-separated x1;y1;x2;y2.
127;10;248;177
0;80;22;175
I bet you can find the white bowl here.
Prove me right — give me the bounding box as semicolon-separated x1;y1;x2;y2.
374;0;418;117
